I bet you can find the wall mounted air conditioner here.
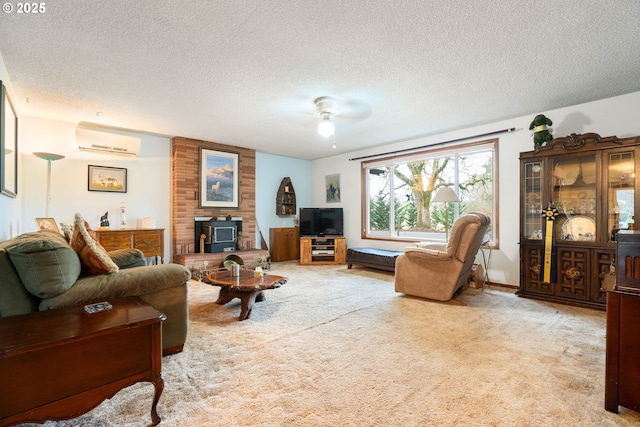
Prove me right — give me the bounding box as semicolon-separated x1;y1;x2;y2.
75;127;141;157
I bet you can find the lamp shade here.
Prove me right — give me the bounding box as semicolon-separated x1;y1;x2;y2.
318;118;335;138
33;152;65;161
33;152;65;218
432;186;459;203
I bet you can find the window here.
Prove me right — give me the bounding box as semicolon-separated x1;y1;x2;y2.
362;138;498;246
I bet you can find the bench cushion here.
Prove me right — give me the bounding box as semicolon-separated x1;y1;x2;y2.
346;248;403;272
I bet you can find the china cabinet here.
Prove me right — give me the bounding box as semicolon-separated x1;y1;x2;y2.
518;133;640;309
276;177;296;216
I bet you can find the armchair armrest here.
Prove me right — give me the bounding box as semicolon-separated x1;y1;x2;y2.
414;241;447;252
403;246;452;260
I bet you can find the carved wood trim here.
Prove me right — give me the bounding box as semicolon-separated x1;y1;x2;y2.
531;132;640;155
564;266;584;280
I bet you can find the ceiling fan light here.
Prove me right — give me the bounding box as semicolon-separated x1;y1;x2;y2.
318;117;335;137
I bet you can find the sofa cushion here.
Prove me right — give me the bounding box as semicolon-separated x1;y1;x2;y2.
40;264;191;310
70;213;119;275
5;231;82;299
0;245;40;316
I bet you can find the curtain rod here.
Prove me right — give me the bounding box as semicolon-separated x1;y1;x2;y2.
348;127;516;161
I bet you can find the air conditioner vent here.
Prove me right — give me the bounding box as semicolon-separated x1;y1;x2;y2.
75;127;141;157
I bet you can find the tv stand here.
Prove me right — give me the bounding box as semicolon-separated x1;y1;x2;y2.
300;237;346;265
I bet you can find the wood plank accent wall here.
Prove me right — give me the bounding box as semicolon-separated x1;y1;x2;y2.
171;137;256;261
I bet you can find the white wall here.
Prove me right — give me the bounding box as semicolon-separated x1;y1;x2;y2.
1;113;315;260
311;91;640;286
17;116;173;261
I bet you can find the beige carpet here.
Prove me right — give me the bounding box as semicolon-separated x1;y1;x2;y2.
29;262;640;427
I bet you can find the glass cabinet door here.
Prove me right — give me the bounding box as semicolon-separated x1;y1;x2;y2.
552;154;597;243
607;151;635;242
523;161;542;240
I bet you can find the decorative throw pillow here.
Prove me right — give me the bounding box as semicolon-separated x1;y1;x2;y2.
59;221;73;243
5;230;82;298
70;213;119;275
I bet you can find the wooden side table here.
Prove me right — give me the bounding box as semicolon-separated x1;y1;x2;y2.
605;290;640;413
269;227;300;261
605;230;640;413
0;297;166;426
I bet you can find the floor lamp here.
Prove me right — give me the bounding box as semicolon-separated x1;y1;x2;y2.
432;186;459;242
33;152;65;217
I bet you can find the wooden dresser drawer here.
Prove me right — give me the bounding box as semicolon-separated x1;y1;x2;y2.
94;229;165;262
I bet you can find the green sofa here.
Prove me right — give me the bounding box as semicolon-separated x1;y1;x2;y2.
0;230;191;355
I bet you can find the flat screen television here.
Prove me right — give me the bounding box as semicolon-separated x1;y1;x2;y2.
299;208;344;237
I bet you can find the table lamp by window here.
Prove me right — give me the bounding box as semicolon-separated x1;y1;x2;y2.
431;186;459;242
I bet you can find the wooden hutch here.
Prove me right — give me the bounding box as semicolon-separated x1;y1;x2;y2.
518;132;640;309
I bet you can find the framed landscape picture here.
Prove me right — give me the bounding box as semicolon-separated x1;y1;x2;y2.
88;165;127;193
199;148;239;208
1;81;18;198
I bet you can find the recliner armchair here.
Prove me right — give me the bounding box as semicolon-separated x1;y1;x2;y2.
394;212;490;301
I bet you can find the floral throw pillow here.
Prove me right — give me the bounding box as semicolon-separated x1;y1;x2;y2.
70;213;119;275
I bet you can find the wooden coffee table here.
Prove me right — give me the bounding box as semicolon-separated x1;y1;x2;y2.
0;297;165;426
204;269;288;320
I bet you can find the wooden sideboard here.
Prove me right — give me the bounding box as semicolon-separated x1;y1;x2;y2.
95;228;164;263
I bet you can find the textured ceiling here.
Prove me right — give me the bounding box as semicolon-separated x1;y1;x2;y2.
1;0;639;160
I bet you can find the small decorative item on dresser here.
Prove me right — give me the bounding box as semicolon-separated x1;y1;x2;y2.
35;217;59;233
119;202;127;229
100;211;109;229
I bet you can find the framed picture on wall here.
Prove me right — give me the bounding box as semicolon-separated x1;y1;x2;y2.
1;81;18;198
325;173;341;203
35;218;60;233
88;165;128;193
199;148;239;208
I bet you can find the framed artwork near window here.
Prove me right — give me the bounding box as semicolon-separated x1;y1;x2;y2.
88;165;128;193
199;148;239;208
325;173;341;203
1;81;18;198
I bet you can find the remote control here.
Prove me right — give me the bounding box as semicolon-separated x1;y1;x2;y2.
84;302;113;314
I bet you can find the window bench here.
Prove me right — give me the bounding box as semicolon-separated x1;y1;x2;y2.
346;248;403;272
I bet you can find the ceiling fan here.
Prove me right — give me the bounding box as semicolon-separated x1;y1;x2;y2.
312;96;371;148
315;96;339;139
